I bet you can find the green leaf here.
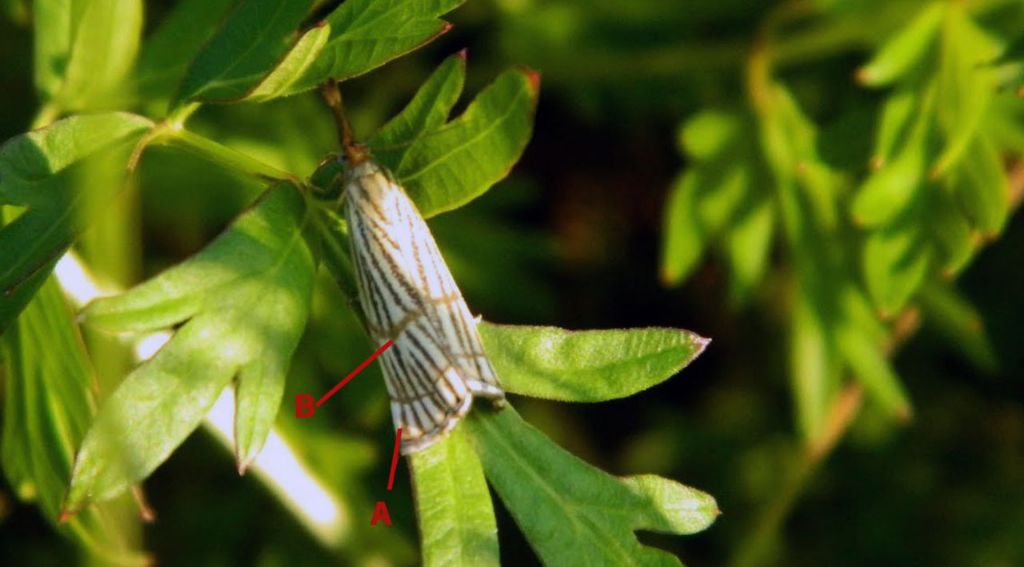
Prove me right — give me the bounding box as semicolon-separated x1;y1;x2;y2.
65;184;315;511
790;293;838;441
410;428;499;567
926;188;974;276
466;407;718;566
932;5;1001;176
836;318;911;419
852;130;927;228
34;0;144;110
917;281;997;372
478;323;708;402
660;173;705;285
871;88;918;167
32;0;72;102
368;52;467;152
176;0;315;103
0;113;153;330
948;136;1009;236
678;109;744;160
134;0;238;107
862;218;932;316
244;22;332;102
391;67;539;218
856;2;943;87
280;0;464;96
724;197;774;304
2;274;146;564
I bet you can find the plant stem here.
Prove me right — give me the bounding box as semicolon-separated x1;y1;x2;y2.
318;81;367;164
160;128;299;184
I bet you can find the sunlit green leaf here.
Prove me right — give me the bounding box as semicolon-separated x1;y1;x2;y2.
33;0;143;110
479;323;708;402
853;129;927;228
948;136;1009;236
467;407;718;566
932;5;1001;176
857;2;943;87
410;428;499;567
65;183;315;510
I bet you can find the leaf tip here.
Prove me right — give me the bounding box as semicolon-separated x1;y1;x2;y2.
517;66;542;95
57;508;77;524
692;333;711;356
853;66;872;86
456;47;468;61
236;456;253;476
659;267;680;287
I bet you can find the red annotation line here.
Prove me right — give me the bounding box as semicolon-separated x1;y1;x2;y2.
387;428;403;491
316;339;394;407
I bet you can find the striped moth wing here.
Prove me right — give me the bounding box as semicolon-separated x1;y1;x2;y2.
344;160;505;454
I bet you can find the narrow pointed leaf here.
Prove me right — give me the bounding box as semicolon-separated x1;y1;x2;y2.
281;0;464;96
368;52;467;154
176;0;315;103
660;173;705;285
394;67;538;218
67;184;315;509
410;428;499;567
857;2;943;87
479;323;708;402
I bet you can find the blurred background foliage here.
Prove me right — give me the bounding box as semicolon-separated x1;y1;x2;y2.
1;0;1023;565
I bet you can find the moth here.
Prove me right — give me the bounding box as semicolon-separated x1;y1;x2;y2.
342;156;506;454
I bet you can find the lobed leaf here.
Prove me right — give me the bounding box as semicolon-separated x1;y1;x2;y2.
478;323;708;402
410;428;499;567
66;183;316;511
466;406;718;566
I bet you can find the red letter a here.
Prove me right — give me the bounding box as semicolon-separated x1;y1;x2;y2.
370;501;392;526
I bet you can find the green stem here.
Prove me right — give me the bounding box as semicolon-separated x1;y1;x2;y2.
30;102;61;129
160;128;299;184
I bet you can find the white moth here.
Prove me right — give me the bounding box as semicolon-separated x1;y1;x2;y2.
343;158;505;454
